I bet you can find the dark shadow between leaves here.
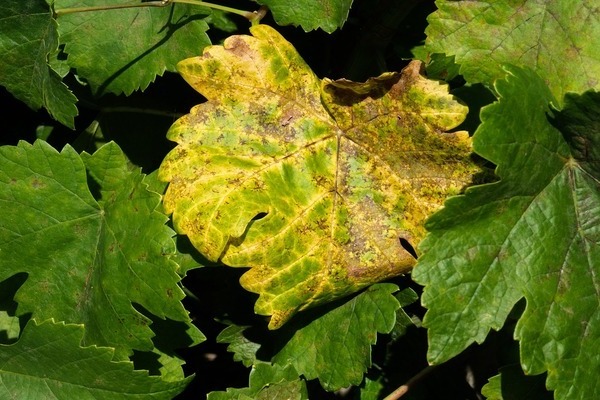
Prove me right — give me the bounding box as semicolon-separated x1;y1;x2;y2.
130;303;200;374
0;273;30;344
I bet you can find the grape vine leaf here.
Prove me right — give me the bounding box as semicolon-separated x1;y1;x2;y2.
0;319;191;399
207;362;308;400
272;283;400;391
255;0;353;32
0;140;202;360
159;24;477;329
425;0;600;103
481;365;552;400
412;68;600;399
55;0;211;95
216;324;261;368
216;284;407;391
0;0;77;127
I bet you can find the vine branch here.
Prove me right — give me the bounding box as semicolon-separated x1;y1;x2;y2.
382;365;438;400
54;0;268;24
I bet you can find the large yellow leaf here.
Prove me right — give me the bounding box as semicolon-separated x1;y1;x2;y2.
159;25;476;328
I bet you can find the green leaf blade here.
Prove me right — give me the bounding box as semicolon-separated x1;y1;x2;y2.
256;0;353;33
413;68;600;399
55;1;211;95
272;283;401;391
207;363;307;400
0;140;198;359
425;0;600;103
0;0;77;127
0;319;190;399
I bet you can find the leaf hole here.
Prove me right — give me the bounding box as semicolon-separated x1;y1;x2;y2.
399;237;418;259
252;212;268;221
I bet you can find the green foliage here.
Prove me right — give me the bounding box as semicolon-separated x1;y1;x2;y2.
0;319;191;399
0;140;201;360
413;69;600;398
256;0;353;32
425;0;600;103
1;0;599;399
271;283;401;391
207;363;308;400
55;0;212;95
0;0;77;127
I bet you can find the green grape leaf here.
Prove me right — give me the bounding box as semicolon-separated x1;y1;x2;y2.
216;324;261;367
255;0;353;32
0;319;190;399
207;362;308;400
425;0;600;103
0;0;77;127
0;140;199;359
55;0;211;95
412;68;600;399
159;25;477;329
272;283;400;391
481;365;552;400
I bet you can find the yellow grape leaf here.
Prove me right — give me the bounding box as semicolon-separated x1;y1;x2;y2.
159;25;476;328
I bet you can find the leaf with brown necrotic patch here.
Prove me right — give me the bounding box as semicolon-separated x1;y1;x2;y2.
159;25;477;328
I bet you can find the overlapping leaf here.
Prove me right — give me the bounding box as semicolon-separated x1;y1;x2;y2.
217;284;406;391
0;140;201;359
0;0;77;127
425;0;600;103
159;24;476;328
412;68;600;399
55;0;211;95
272;283;401;391
0;319;190;399
255;0;353;32
207;362;307;400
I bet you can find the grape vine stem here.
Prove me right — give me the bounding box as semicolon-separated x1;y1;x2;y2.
54;0;268;25
382;365;438;400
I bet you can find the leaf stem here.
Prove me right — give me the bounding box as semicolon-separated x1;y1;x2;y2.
54;0;268;24
382;365;438;400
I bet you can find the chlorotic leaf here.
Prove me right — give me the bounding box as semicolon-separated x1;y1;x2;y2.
0;0;77;127
0;319;191;399
159;25;476;329
255;0;353;32
55;0;211;95
0;140;198;359
412;68;600;399
207;362;308;400
272;283;400;391
425;0;600;103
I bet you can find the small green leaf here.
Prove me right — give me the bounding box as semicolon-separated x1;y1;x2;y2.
0;312;19;343
0;0;77;127
273;283;400;391
0;319;191;399
413;68;600;399
359;376;385;400
425;0;600;103
55;0;211;95
216;324;261;367
159;25;477;329
207;362;308;400
255;0;353;32
481;365;552;400
0;140;198;359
